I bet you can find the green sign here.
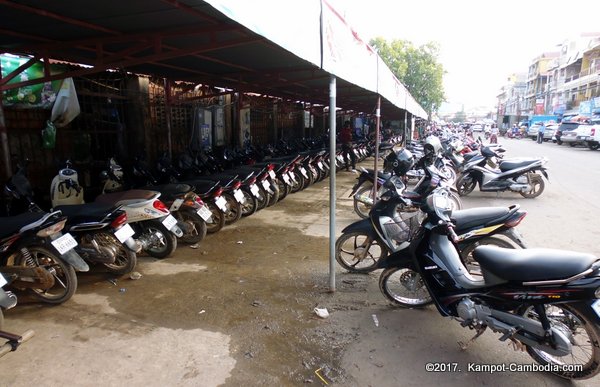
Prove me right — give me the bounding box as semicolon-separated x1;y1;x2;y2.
1;54;64;108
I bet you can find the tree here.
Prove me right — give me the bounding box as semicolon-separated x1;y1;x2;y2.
370;37;446;119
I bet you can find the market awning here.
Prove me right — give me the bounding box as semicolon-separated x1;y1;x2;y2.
0;0;426;118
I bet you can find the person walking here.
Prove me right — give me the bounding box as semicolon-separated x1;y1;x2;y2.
537;121;545;144
340;120;356;171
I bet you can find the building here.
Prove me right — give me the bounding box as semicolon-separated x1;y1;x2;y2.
496;73;527;128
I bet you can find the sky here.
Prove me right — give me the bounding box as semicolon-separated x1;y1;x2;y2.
329;0;600;114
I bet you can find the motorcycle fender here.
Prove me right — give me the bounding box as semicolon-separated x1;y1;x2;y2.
377;249;413;269
349;176;369;197
540;168;549;180
340;219;376;238
60;249;90;272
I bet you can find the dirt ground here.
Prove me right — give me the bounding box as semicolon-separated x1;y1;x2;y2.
0;162;376;386
1;152;599;387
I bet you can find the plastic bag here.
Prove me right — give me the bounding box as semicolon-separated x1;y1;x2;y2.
41;120;56;149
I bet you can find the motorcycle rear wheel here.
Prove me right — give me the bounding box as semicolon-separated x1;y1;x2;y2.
519;303;600;380
456;173;476;196
458;236;516;275
379;266;432;307
95;232;137;275
335;231;388;273
140;221;177;259
16;246;77;304
240;189;258;217
205;202;225;233
176;210;207;244
222;192;242;225
519;173;545;198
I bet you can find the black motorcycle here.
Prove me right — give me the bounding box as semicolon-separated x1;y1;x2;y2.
377;189;600;380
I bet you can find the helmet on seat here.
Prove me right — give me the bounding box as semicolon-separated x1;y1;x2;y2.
384;148;414;176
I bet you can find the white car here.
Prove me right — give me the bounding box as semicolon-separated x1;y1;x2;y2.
561;123;593;147
471;124;483;132
582;119;600;150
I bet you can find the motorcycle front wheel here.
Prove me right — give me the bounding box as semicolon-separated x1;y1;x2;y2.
353;185;374;219
379;266;432;308
16;245;77;304
335;231;388;273
139;220;177;259
518;303;600;380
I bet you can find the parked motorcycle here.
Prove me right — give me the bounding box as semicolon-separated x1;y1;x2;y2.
51;162;182;259
337;175;527;273
377;188;600;380
455;146;549;198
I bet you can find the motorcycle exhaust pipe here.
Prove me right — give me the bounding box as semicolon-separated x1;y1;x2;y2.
123;237;143;253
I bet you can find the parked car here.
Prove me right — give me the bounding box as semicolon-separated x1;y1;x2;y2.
527;123;557;142
561;121;593;147
527;124;541;140
582;118;600;150
471;124;483;132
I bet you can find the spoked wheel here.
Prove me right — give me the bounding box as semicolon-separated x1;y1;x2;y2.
16;245;77;304
139;220;177;259
205;202;225;233
518;303;600;380
266;181;279;207
456;173;476;196
240;189;258;217
275;178;291;202
95;232;138;275
335;231;388;273
222;192;242;225
353;185;374;219
255;185;269;210
459;236;516;276
379;266;432;308
289;171;304;193
176;210;207;244
520;173;545;198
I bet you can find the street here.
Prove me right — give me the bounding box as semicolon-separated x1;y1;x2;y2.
1;137;600;386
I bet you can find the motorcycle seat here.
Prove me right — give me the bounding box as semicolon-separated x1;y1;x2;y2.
0;212;47;239
451;207;510;232
473;246;598;282
462;151;479;161
498;158;539;172
55;202;120;225
95;189;160;206
182;180;221;197
149;184;192;200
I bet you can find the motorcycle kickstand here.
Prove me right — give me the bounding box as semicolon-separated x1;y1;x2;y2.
458;326;487;351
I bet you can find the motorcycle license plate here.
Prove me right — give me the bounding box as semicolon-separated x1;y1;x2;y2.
317;161;324;170
114;224;135;243
282;173;291;185
161;214;178;231
250;184;260;197
51;233;78;255
169;198;184;212
215;196;228;211
233;189;246;204
300;167;308;179
0;273;7;287
197;205;213;222
261;179;271;190
593;300;600;319
268;170;276;179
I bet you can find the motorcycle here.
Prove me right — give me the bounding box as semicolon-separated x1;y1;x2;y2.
51;162;182;259
337;175;527;273
0;273;34;358
455;146;549;198
377;188;600;380
7;163;139;275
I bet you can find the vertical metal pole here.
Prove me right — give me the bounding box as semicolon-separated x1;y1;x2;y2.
403;109;408;146
372;96;381;203
328;75;336;292
0;92;11;180
164;78;173;159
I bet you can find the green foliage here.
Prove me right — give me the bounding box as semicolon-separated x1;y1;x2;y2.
370;37;446;118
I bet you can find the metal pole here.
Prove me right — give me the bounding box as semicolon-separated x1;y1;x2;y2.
0;92;11;180
372;96;381;204
328;75;336;292
164;78;173;159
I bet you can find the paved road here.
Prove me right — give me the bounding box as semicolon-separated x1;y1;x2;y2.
456;137;600;256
